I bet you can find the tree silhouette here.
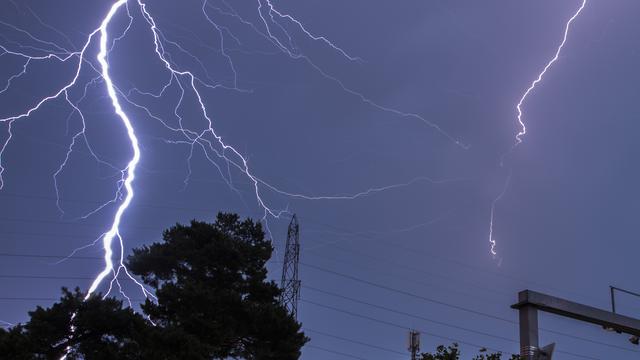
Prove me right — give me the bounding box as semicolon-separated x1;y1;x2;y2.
0;288;151;359
420;343;520;360
1;213;307;360
127;213;307;359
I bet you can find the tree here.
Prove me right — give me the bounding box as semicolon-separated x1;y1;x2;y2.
127;213;308;360
421;343;461;360
0;324;32;360
0;287;152;360
420;343;520;360
1;213;307;359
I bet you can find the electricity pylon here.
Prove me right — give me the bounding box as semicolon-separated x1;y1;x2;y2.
280;214;301;319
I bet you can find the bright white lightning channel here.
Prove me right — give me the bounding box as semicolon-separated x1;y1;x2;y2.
86;0;141;299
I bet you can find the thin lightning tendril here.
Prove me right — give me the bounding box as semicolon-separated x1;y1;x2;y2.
488;171;511;260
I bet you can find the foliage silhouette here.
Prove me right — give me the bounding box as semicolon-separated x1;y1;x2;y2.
420;343;520;360
1;213;307;360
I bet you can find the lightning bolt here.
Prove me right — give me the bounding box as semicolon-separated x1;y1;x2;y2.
252;0;468;148
491;0;587;258
86;0;142;300
513;0;587;147
260;0;362;62
1;0;467;309
488;171;511;261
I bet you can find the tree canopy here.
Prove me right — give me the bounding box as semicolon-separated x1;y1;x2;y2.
0;213;307;360
0;288;151;359
128;213;308;359
420;343;520;360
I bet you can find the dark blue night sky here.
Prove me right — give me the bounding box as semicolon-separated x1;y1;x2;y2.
1;1;640;359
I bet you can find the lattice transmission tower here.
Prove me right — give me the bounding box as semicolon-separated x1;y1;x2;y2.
280;214;301;319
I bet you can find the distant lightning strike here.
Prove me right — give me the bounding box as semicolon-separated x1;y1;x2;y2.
490;0;586;258
513;0;587;147
488;171;511;260
0;0;463;306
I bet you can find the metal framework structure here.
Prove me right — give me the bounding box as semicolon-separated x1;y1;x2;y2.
512;289;640;359
280;214;301;319
610;285;640;314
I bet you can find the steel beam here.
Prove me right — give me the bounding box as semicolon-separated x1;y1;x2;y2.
512;290;640;336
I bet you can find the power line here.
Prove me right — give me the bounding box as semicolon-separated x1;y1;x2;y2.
0;274;92;280
0;192;221;214
1;247;511;325
302;299;601;360
304;328;405;356
0;225;620;336
301;298;514;356
0;191;627;313
0;271;626;358
1;194;622;314
0;297;604;359
0;230;101;240
0;244;508;320
0;216;160;231
300;261;516;324
0;253;101;260
2;309;404;360
296;214;622;309
0;296;146;302
0;258;516;355
0;218;620;328
0;256;519;325
306;345;369;360
300;262;639;354
304;285;516;344
305;246;511;303
0;228;513;307
0;297;58;301
0;270;632;356
317;242;512;299
304;285;639;354
0;253;281;265
0;253;635;354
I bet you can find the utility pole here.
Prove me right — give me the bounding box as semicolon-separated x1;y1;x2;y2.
408;330;420;360
280;214;301;319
